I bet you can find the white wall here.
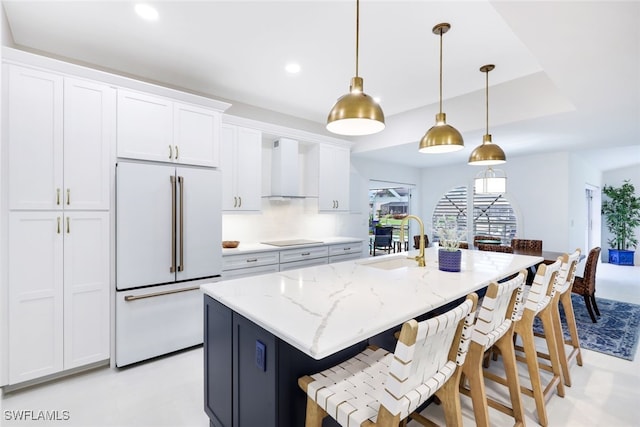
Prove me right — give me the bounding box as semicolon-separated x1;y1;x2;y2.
602;165;640;265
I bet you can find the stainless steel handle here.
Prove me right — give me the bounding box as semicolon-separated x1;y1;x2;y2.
170;175;176;273
246;258;258;263
124;285;200;302
178;175;184;272
57;216;61;234
336;200;339;209
301;252;310;256
343;247;350;251
66;216;70;234
169;145;173;159
66;188;70;205
238;196;242;208
234;196;237;208
175;145;179;160
56;188;61;205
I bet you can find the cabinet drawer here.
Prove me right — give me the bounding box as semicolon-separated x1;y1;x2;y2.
222;252;279;271
329;253;363;264
279;246;328;264
328;241;363;257
279;257;328;272
222;264;280;280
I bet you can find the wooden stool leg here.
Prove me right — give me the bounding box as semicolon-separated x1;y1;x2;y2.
560;292;582;366
518;321;550;427
463;343;491;427
305;396;327;427
436;368;464;427
495;332;525;426
551;300;572;387
540;308;565;398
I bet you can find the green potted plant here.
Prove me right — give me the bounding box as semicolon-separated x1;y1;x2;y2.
601;179;640;266
435;216;466;272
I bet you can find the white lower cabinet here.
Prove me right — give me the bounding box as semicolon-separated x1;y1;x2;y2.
221;251;279;279
328;241;364;263
8;211;109;384
279;246;329;271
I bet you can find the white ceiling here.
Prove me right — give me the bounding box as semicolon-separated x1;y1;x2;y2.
3;0;639;171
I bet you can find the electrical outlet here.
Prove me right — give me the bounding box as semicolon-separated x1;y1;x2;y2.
255;340;266;371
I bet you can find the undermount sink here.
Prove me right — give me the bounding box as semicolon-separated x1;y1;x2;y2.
358;255;419;270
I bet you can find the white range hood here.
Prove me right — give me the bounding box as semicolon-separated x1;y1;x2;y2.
269;138;303;198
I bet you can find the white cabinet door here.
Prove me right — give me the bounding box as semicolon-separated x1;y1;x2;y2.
8;212;64;384
116;162;176;289
174;103;220;167
175;167;222;281
220;124;262;211
116;89;173;162
64;78;114;210
7;65;63;210
318;144;350;212
63;212;110;369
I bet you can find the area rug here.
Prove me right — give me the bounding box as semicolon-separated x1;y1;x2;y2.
533;294;640;361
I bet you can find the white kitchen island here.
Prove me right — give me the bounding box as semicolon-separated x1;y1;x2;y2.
200;247;544;427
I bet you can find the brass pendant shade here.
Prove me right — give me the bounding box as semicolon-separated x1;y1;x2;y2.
327;77;385;136
327;0;385;136
419;23;464;154
468;64;506;165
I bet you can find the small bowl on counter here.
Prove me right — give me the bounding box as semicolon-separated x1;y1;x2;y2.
222;240;240;249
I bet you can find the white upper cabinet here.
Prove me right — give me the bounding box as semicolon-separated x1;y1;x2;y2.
307;143;350;212
174;102;220;167
6;65;113;211
117;89;221;167
220;124;262;212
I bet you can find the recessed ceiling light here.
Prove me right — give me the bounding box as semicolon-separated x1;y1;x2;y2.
285;63;301;74
135;3;159;21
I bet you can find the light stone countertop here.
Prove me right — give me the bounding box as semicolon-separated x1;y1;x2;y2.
221;236;363;255
201;247;543;360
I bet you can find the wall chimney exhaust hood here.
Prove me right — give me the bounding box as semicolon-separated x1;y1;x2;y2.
267;138;304;199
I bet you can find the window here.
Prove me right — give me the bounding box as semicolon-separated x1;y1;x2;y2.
432;186;517;244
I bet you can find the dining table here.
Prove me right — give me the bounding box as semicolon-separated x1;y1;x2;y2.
512;248;585;264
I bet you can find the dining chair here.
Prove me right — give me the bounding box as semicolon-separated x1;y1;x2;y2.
459;271;528;427
413;234;429;250
298;294;478;427
486;259;564;427
571;247;601;323
532;249;582;387
458;242;469;249
511;239;543;252
473;235;501;247
477;243;513;253
373;226;394;256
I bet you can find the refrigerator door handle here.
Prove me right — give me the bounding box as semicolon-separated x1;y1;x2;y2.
178;175;184;272
170;175;177;273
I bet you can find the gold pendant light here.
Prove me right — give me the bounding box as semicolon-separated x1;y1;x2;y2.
469;64;506;165
327;0;385;136
419;23;463;153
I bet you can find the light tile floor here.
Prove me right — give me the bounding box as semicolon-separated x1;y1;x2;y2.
1;263;639;427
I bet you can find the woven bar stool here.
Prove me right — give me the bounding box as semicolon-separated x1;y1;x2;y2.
298;294;478;427
460;271;528;427
485;259;564;427
531;249;582;387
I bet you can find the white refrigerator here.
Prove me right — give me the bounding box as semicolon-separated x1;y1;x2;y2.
115;161;222;366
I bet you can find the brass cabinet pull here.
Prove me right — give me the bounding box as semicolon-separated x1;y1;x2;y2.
233;196;237;208
57;217;61;234
178;176;184;272
246;258;258;263
170;175;176;273
66;188;70;205
301;252;310;256
238;196;242;208
124;285;200;302
175;145;179;160
66;217;70;234
56;188;61;205
169;145;173;159
336;200;339;209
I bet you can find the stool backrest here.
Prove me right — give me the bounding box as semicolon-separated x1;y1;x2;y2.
554;249;581;294
379;294;477;417
519;259;561;317
472;271;527;349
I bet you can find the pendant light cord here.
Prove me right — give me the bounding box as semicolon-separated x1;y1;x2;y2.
485;69;489;136
355;0;360;78
438;28;443;114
